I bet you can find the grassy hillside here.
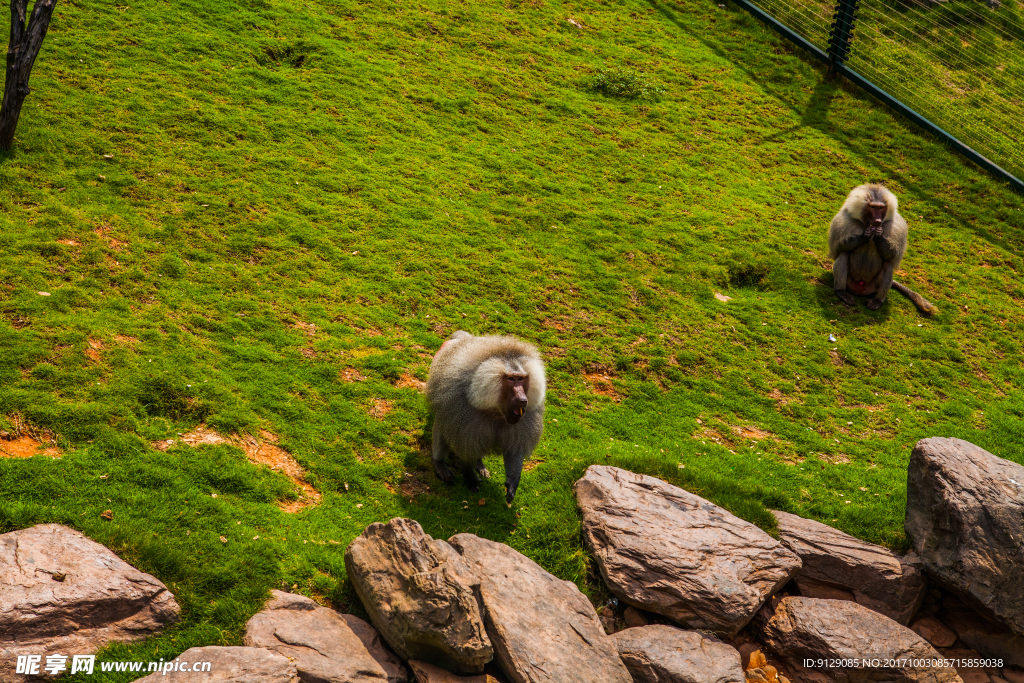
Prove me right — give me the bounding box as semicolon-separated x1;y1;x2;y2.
1;0;1023;675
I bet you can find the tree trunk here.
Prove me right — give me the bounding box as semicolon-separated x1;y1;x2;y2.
1;0;57;152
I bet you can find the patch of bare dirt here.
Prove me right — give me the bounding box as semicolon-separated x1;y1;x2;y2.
583;369;621;402
340;367;367;382
153;427;320;511
396;373;425;391
523;457;545;472
368;398;393;419
57;238;80;247
735;426;773;440
821;451;851;465
829;350;843;366
294;321;316;337
698;428;735;449
400;470;432;500
301;348;316;358
85;338;104;362
768;388;794;406
94;225;124;249
0;418;61;459
114;334;138;344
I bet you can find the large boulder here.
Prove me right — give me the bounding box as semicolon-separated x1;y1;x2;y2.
0;524;180;661
449;533;632;683
611;625;745;683
244;590;406;682
771;510;926;625
760;597;962;683
344;518;492;674
574;466;801;636
133;646;298;682
904;438;1024;635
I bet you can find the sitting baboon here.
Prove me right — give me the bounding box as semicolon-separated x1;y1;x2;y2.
829;184;938;315
426;331;546;504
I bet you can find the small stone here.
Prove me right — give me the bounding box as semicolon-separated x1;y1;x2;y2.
748;650;768;670
738;643;760;670
408;660;500;683
623;606;648;628
911;616;957;648
100;509;113;520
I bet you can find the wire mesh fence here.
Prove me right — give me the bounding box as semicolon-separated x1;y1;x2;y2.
732;0;1024;192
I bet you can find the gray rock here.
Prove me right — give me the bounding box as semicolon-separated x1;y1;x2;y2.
772;510;927;625
449;533;632;683
611;625;745;683
0;524;180;662
341;614;410;683
244;590;401;682
574;466;801;636
344;519;492;674
904;438;1024;635
133;646;298;682
761;597;962;683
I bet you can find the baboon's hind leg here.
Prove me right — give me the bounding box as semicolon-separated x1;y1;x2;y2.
431;427;455;484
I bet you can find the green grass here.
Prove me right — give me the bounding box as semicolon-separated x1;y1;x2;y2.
751;0;1024;180
2;0;1023;677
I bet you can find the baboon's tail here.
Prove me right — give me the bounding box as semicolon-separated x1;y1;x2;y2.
892;281;939;316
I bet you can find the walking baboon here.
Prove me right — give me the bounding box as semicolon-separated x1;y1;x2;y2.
426;331;546;504
828;184;938;315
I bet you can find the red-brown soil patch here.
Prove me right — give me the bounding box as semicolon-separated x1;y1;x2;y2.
368;398;394;419
583;371;621;402
340;367;367;383
153;427;320;511
0;435;62;459
396;373;425;391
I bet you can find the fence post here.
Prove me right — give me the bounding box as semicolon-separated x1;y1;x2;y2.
827;0;860;78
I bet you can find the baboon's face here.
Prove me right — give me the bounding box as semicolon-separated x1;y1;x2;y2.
863;200;887;229
500;373;530;424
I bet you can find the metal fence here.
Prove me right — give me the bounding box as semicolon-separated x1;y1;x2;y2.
729;0;1024;194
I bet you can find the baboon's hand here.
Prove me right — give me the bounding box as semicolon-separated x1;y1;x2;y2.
836;290;856;306
504;482;518;505
867;297;884;310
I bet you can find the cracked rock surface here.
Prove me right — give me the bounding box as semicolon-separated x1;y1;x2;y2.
905;437;1024;636
244;590;407;683
772;510;926;625
0;523;180;661
345;518;492;674
575;465;801;636
449;533;631;683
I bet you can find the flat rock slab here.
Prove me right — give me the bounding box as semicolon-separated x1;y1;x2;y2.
0;523;180;659
342;613;410;683
574;466;801;636
612;625;745;683
772;510;926;625
133;646;298;682
449;533;632;683
345;518;492;674
409;660;503;683
761;597;962;683
245;590;405;682
904;438;1024;635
